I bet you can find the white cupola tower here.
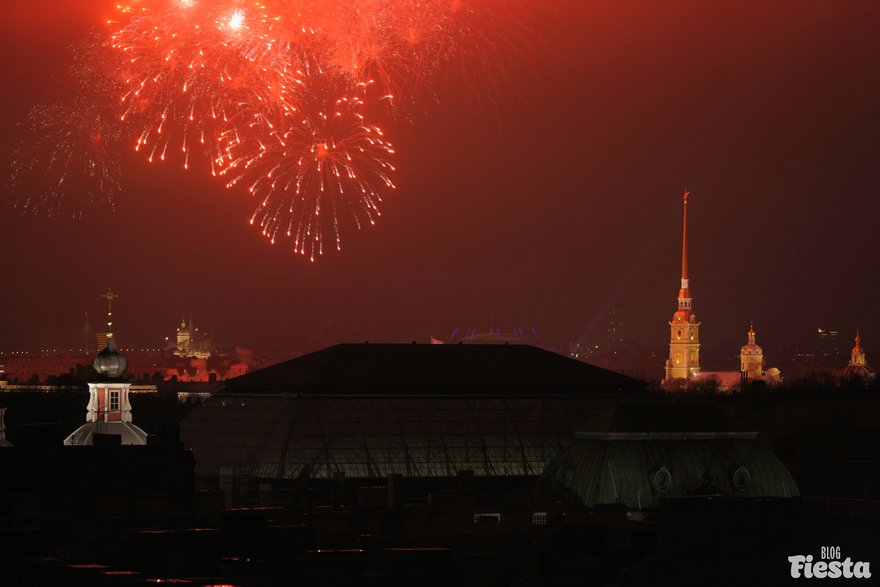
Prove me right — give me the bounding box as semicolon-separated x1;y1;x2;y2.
64;288;147;446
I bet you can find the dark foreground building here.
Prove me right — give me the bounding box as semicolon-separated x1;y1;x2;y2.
537;403;800;508
4;344;878;585
180;343;646;498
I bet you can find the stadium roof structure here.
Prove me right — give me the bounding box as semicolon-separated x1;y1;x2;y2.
180;343;647;483
223;343;645;395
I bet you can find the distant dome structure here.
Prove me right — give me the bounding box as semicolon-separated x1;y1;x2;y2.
448;319;542;345
840;331;875;381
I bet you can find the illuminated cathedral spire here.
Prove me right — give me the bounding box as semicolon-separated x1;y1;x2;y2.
679;190;691;307
664;190;701;387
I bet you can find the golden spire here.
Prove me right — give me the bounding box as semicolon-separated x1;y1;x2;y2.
678;189;692;306
681;189;689;282
102;287;118;340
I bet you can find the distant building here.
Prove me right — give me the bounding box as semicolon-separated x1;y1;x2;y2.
0;353;89;383
817;327;840;362
447;319;543;346
740;323;763;379
174;317;212;359
664;191;701;387
64;289;147;446
840;332;875;381
692;323;781;390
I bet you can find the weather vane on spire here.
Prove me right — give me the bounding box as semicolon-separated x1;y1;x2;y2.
102;287;118;339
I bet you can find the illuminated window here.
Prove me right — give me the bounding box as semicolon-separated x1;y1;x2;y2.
675;353;681;365
109;390;120;412
677;330;682;340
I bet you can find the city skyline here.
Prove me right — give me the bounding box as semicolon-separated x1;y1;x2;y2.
1;1;879;358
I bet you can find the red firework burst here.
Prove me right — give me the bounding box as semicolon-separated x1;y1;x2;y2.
218;75;395;261
111;0;298;170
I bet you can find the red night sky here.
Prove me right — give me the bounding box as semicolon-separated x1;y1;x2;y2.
1;1;879;368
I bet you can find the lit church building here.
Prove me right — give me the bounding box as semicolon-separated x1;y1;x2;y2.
663;191;701;387
662;194;779;390
692;323;781;390
740;322;764;380
840;332;875;381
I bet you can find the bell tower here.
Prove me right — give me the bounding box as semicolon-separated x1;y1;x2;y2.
740;323;764;380
664;191;701;385
850;332;867;367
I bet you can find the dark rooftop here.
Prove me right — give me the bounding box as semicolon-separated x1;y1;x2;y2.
223;343;645;395
538;402;800;507
577;402;736;435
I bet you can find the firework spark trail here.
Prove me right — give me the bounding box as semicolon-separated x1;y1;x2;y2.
109;0;541;142
438;0;551;105
7;33;126;219
8;97;123;220
218;74;396;261
111;0;300;170
310;0;451;119
9;0;548;256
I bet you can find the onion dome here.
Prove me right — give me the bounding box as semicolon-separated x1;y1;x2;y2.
741;322;762;354
93;337;127;379
93;287;127;379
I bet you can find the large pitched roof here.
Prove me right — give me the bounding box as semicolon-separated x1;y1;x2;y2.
223;343;645;395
